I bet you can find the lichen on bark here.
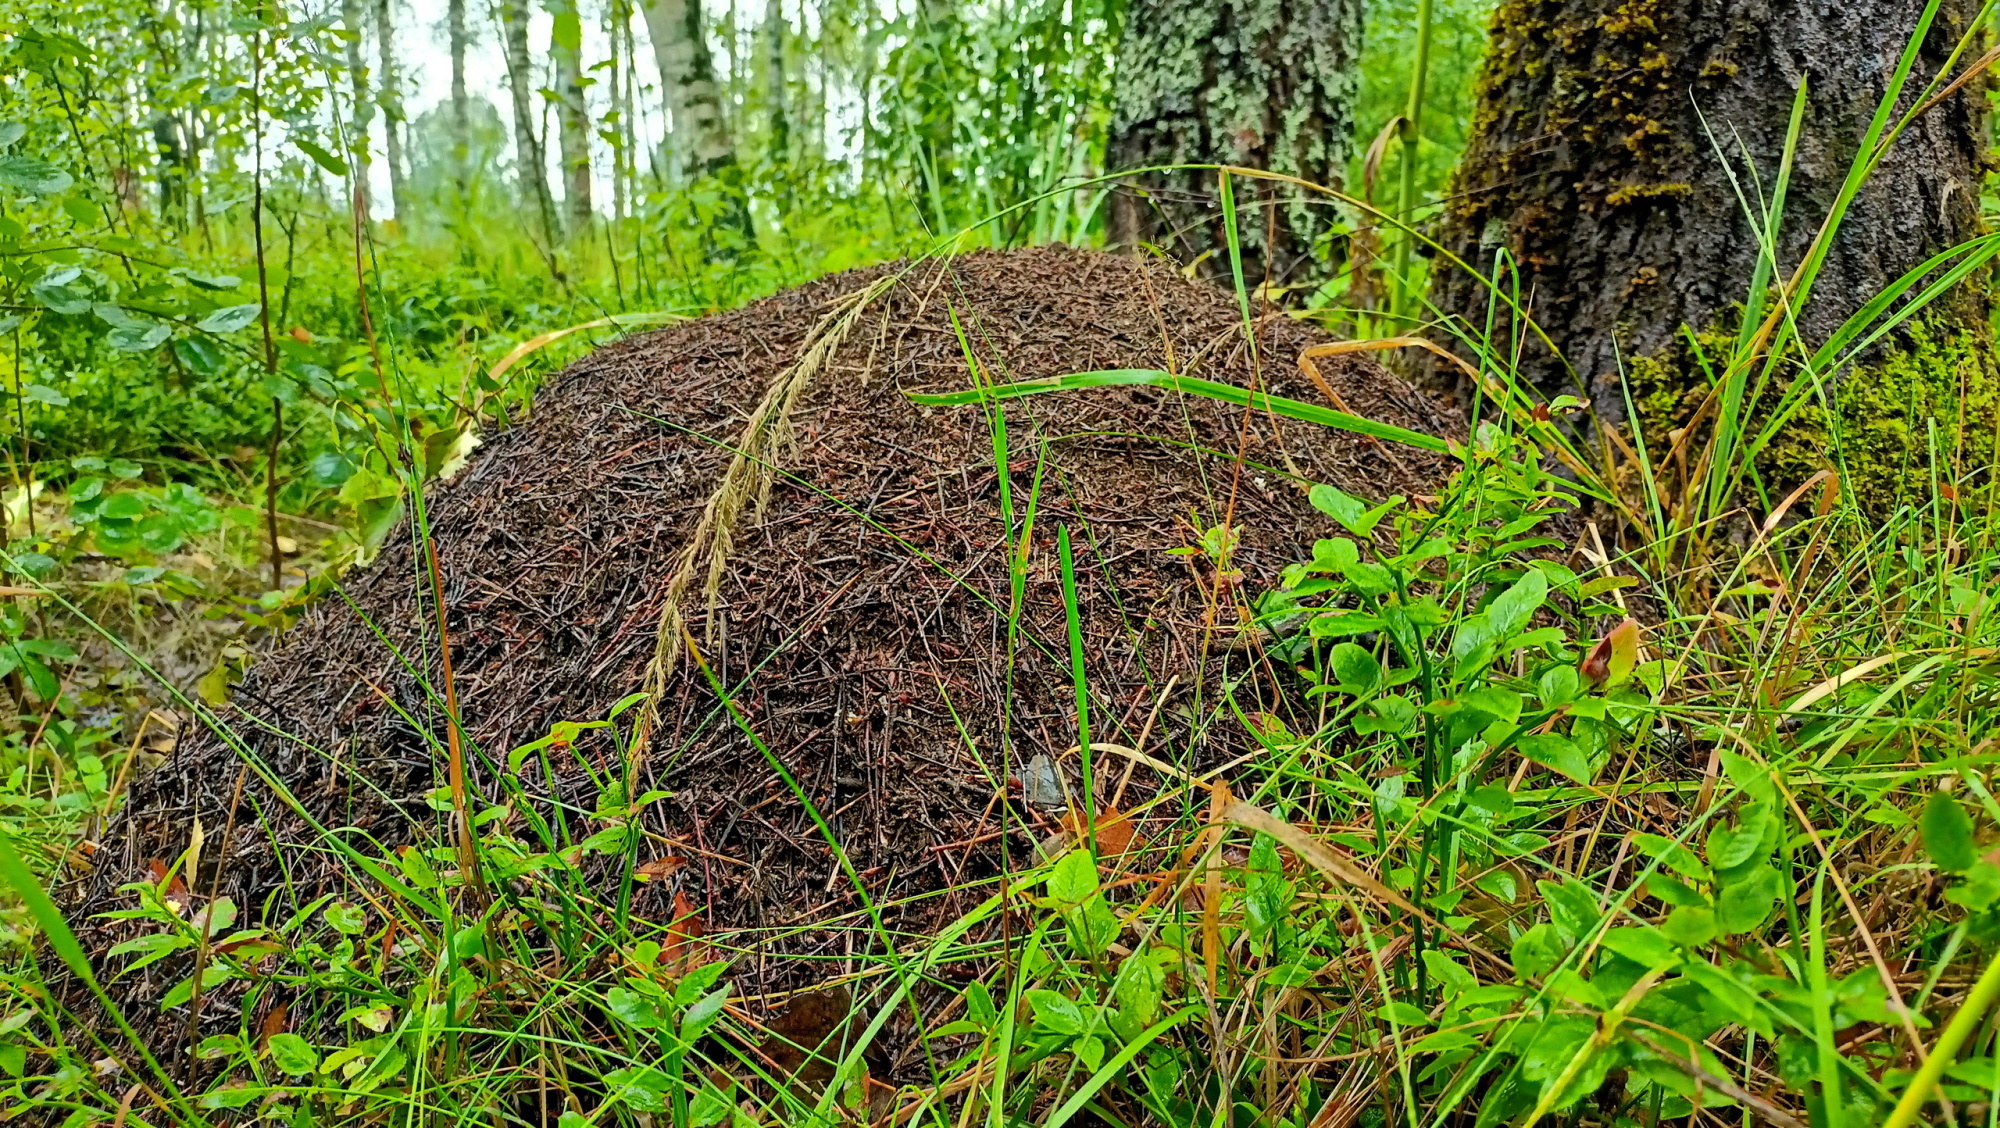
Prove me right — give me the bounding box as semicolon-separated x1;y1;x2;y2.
1107;0;1364;286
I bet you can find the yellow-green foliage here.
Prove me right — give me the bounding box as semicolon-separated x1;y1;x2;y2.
1628;314;2000;510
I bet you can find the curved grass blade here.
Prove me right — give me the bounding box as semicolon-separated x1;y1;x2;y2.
908;369;1452;454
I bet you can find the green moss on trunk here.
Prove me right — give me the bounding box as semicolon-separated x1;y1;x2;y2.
1626;317;1999;510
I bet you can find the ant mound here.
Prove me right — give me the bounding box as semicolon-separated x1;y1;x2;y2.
60;246;1456;1059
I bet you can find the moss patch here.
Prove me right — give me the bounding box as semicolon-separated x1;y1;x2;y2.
1625;314;1999;511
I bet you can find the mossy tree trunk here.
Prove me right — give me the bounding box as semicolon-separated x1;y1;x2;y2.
1430;0;1991;490
1107;0;1364;288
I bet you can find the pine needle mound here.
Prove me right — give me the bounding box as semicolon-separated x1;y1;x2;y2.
61;246;1457;1051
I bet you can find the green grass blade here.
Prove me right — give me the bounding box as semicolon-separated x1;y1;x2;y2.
908;369;1451;453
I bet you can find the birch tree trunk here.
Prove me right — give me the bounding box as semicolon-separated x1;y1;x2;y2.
760;0;788;169
449;0;470;202
641;0;736;178
608;0;632;221
341;0;372;214
1107;0;1365;288
550;0;594;232
373;0;412;222
498;0;559;243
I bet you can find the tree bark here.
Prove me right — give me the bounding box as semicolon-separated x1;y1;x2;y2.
341;0;372;214
641;0;736;178
374;0;412;222
550;0;594;232
609;0;633;221
449;0;471;203
498;0;559;243
1107;0;1365;288
760;0;789;170
1430;0;1989;424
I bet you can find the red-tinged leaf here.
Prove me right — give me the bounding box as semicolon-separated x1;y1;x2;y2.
1580;618;1641;686
663;890;706;974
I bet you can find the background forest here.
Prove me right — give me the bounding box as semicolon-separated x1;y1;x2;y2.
5;0;2000;1125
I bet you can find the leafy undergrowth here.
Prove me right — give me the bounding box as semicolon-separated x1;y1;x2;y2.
0;412;1994;1128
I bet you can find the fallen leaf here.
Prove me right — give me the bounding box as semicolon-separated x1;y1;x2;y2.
1060;806;1143;857
259;1003;289;1050
761;985;852;1085
634;856;687;883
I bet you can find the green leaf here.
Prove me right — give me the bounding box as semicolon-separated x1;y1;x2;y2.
1923;791;1978;873
1328;642;1382;693
1511;922;1565;978
1112;949;1167;1026
551;9;583;50
24;384;69;407
1305;536;1359;573
1378;1001;1433;1026
604;1065;672;1112
199;1086;266;1109
1633;833;1710;882
0;155;73;195
1028;989;1085;1036
1048;848;1099;904
1661;905;1718;947
1945;859;2000;910
1518;733;1591;784
606;985;665;1029
682;984;730;1040
98;491;147;520
293;137;349;175
173;335;227;376
1539;878;1600;942
0;124;23;150
182;271;242;291
265;1032;318;1076
1486;569;1549;637
1599;926;1680;971
1645;873;1707;908
196;1034;244;1060
671;960;729;1007
107;323;169;352
306;450;358;488
1309;484;1402;535
1681;959;1771;1036
196;303;262;333
1461;686;1522;723
1715;864;1781;935
688;1078;734;1126
323;901;366;934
